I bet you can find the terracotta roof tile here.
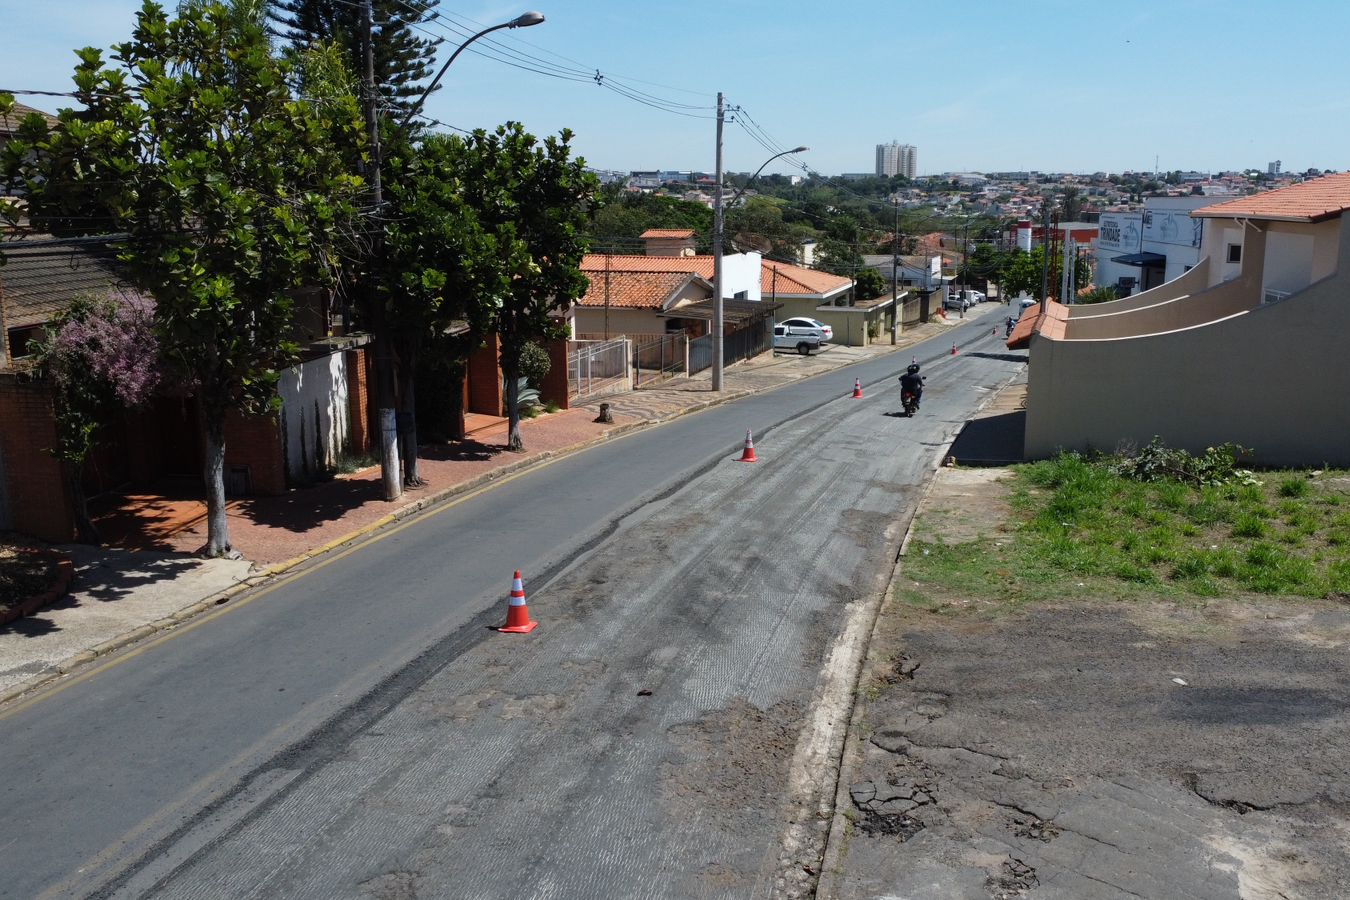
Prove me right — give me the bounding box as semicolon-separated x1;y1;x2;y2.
1192;173;1350;223
578;253;852;299
1;101;59;134
576;269;703;309
1006;300;1068;349
758;262;852;296
639;229;696;239
0;239;121;329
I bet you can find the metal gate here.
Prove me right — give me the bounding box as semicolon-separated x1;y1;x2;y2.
633;333;687;388
687;319;772;376
567;336;631;402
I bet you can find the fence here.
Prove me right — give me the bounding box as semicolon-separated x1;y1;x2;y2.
574;332;688;389
567;336;631;402
632;334;687;387
688;318;773;376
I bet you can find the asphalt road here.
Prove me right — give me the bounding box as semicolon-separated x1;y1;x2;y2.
1;306;1023;899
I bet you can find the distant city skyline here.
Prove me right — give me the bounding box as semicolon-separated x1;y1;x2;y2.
9;1;1350;178
875;142;917;180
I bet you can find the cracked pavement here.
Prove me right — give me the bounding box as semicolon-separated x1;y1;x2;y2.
823;472;1350;900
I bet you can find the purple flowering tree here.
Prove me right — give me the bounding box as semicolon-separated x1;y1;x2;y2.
37;290;161;543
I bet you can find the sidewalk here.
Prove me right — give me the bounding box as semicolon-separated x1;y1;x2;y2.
0;317;964;701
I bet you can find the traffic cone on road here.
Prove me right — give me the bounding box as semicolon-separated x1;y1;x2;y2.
852;377;863;399
496;570;538;633
736;429;758;463
950;342;958;355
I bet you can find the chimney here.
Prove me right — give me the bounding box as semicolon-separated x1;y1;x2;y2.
640;229;697;257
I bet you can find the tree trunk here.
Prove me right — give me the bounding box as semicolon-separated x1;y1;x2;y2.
66;461;100;545
397;337;423;487
447;361;466;442
197;401;231;557
505;363;523;452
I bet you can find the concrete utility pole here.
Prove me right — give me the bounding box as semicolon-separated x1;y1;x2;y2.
1039;201;1052;314
891;198;900;344
364;0;401;501
711;92;726;391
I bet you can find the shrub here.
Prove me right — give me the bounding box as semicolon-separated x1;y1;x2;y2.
1277;476;1310;498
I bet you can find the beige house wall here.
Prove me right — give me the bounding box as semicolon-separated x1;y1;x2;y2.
1068;260;1211;319
1025;218;1350;467
573;307;674;337
572;280;711;337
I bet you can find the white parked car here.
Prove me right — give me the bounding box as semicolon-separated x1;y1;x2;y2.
774;317;832;355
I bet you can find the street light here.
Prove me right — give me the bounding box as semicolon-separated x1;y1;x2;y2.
711;144;809;391
399;11;546;130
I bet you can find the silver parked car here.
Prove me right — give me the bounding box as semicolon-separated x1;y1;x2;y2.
774;317;832;355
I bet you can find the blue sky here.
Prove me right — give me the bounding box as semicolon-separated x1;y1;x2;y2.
8;1;1350;177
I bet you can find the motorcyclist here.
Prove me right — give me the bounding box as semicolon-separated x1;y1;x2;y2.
1005;315;1016;338
899;363;924;409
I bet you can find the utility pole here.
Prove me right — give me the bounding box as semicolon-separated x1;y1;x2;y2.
364;0;401;500
891;198;900;344
711;92;725;391
604;245;611;339
1039;200;1052;314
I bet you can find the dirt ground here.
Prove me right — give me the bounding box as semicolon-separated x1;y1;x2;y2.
823;468;1350;900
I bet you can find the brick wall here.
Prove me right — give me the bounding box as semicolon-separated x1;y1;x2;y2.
223;409;285;496
346;347;371;455
540;338;570;410
0;376;75;542
467;335;503;416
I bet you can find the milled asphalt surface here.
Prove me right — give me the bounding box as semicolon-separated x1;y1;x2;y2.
0;316;966;700
0;306;1023;898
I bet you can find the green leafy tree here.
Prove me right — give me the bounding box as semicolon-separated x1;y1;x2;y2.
998;247;1044;298
5;1;365;555
379;130;496;472
586;191;712;251
268;0;442;118
453;123;597;451
852;267;886;300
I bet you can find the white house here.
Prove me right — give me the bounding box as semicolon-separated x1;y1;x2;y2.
1095;196;1211;296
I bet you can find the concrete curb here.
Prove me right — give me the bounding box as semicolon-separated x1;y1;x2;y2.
0;329;962;708
0;380;766;706
813;364;1028;898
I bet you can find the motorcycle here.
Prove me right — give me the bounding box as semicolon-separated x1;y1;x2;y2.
901;389;920;417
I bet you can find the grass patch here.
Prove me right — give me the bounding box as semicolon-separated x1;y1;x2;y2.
900;449;1350;611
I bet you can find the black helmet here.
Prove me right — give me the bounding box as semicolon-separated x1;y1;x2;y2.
906;364;920;375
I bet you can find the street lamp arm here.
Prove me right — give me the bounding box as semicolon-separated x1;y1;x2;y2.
726;146;809;209
398;12;545;130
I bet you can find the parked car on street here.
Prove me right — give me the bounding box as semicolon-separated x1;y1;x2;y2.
943;293;971;311
774;317;832;355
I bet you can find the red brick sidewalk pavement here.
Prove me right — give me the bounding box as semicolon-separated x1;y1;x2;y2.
105;317;962;567
166;407;640;565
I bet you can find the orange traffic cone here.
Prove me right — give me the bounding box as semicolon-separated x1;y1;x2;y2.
950;342;958;355
852;377;863;399
737;429;758;463
497;570;537;633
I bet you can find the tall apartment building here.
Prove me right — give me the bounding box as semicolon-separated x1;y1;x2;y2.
875;141;917;179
